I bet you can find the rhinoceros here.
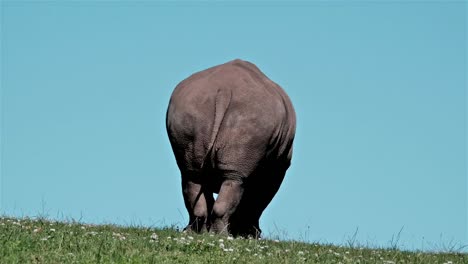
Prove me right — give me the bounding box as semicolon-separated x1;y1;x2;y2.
166;59;296;237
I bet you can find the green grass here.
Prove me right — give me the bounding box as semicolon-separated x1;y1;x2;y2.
0;217;466;263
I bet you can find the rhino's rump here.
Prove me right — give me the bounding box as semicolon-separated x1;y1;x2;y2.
166;59;295;189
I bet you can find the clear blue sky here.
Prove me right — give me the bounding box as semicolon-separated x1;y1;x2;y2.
1;1;466;251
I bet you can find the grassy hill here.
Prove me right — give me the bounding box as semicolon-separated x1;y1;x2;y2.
0;217;465;263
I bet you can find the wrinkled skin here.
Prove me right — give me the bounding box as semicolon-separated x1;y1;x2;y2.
166;59;296;237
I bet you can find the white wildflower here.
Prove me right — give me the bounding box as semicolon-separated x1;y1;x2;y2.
274;239;280;243
188;236;194;240
33;228;41;233
112;232;126;240
227;236;234;240
50;228;56;232
41;236;51;241
218;239;224;242
150;233;158;240
298;251;304;255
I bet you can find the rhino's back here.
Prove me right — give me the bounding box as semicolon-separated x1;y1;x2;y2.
166;59;296;174
168;59;292;123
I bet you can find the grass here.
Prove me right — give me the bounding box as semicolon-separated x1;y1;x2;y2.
0;216;466;263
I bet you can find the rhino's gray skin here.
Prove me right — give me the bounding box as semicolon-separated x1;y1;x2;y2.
166;59;296;237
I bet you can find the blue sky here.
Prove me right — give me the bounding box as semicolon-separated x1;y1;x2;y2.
1;1;466;251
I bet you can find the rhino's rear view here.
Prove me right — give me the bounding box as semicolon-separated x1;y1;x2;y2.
166;59;296;237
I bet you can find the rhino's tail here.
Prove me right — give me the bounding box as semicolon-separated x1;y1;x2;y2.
201;88;232;169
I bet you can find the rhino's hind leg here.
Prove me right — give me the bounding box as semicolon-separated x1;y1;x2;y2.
210;179;244;234
182;177;213;233
229;192;261;238
231;165;288;238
